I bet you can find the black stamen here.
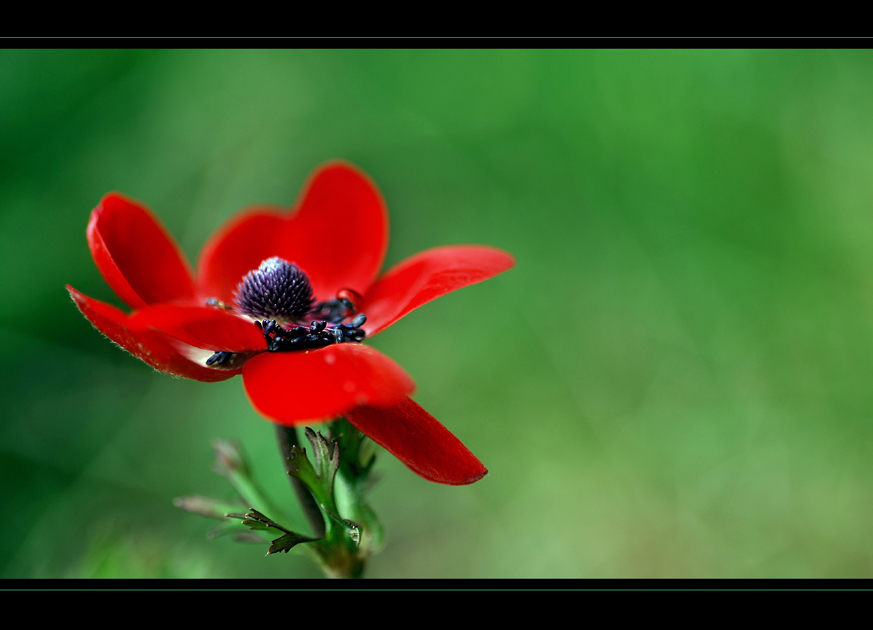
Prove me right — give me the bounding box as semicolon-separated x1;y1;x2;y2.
206;351;234;366
256;315;367;352
308;289;361;325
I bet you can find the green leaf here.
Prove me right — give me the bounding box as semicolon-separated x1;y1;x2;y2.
267;532;318;555
235;508;289;534
207;521;266;544
173;495;244;520
304;428;340;495
330;417;376;479
211;439;249;477
285;445;335;512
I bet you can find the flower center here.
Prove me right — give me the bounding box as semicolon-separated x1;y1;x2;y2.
204;258;367;368
234;257;315;324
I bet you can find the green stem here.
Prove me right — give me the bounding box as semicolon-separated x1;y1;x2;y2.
275;425;326;539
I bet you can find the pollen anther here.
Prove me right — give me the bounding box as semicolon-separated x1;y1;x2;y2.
257;314;367;353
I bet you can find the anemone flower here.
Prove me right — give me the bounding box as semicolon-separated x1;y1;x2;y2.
68;162;514;485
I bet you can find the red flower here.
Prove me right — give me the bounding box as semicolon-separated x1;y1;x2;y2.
68;162;514;485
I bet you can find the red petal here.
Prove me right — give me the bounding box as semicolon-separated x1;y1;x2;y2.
130;305;268;352
345;398;487;485
67;286;238;382
360;245;515;335
195;206;287;304
87;193;196;309
196;162;388;304
242;344;414;425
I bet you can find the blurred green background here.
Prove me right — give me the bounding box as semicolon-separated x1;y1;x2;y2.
3;49;873;578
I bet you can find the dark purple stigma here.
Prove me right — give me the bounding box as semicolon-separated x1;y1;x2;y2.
233;257;315;323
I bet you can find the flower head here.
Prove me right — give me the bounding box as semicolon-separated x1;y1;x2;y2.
68;162;514;485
